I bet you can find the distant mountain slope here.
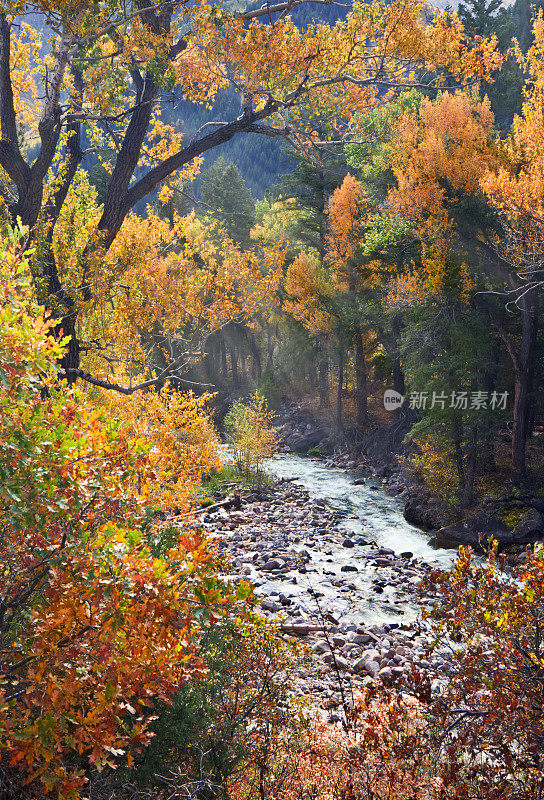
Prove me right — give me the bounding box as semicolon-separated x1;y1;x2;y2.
168;1;351;198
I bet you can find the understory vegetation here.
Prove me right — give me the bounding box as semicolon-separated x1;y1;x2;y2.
0;0;543;796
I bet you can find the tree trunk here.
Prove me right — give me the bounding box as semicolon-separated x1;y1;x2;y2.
318;352;329;409
336;342;344;434
452;414;467;509
354;333;368;429
266;324;274;372
486;292;539;478
480;338;501;473
390;317;406;417
220;337;228;381
240;349;249;383
462;425;477;509
230;345;239;388
308;358;318;392
246;330;262;381
203;344;213;383
56;314;80;382
392;356;406;397
513;367;531;476
512;295;538;477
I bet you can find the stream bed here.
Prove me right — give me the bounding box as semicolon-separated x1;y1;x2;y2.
247;454;456;626
270;454;453;567
204;454;461;695
207;454;456;628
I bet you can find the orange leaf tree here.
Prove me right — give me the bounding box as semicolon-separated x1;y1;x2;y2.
0;227;240;798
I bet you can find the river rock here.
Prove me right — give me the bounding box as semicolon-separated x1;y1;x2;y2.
403;497;442;530
261;558;285;571
354;657;379;677
291;429;327;453
322;653;350;670
261;599;281;612
360;648;381;663
378;666;393;683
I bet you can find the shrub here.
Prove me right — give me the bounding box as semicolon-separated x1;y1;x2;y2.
109;615;301;800
422;547;544;799
224;394;278;481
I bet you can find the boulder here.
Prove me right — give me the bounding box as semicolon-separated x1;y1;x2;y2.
291;429;327;453
322;653;350;670
364;660;380;678
261;558;285;571
514;509;544;542
433;515;514;552
313;639;332;654
360;648;381;663
261;599;281;612
378;666;393;683
403;497;442;530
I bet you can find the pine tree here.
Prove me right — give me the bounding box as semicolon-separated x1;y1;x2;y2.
200;158;256;249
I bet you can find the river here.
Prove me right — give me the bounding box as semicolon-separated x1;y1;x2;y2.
246;453;457;626
270;453;454;566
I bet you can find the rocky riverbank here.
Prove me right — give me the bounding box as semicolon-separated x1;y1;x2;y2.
275;404;544;557
203;477;453;715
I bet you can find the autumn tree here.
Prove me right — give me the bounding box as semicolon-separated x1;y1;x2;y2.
326;173;374;429
276;150;347;405
0;0;500;392
481;12;544;476
354;87;542;480
0;226;246;798
224;393;278;480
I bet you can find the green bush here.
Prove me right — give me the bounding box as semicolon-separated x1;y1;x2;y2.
108;616;302;799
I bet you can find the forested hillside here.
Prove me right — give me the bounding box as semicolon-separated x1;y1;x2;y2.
0;0;543;798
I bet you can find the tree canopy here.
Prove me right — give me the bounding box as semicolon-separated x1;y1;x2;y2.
0;0;500;390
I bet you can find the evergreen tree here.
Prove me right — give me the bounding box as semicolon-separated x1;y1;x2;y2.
458;0;521;129
511;0;544;51
199;158;256;249
276;150;347;258
458;0;508;39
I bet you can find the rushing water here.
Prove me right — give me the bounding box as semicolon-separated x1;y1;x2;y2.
252;453;456;626
270;454;455;567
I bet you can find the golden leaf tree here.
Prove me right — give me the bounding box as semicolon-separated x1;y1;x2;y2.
0;0;500;392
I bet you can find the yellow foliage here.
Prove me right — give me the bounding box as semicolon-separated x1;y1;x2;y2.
284;251;336;335
482;12;544;227
407;435;459;507
54;203;283;386
224;393;278;478
95;385;222;512
327;174;367;266
386;91;496;298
